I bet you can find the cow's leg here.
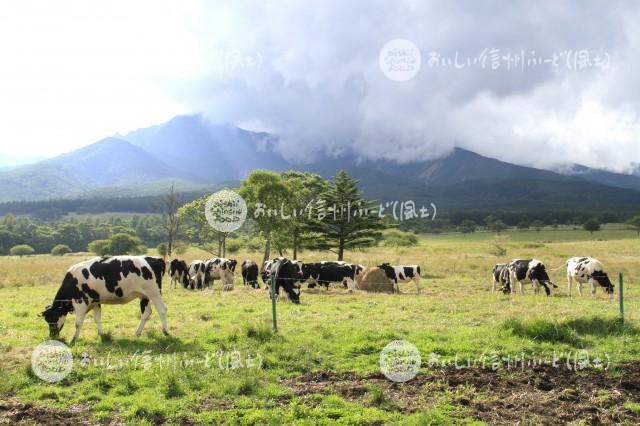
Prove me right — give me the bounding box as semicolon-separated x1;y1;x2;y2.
588;277;596;296
492;277;497;293
567;275;572;297
577;280;584;296
93;304;104;337
532;279;539;294
393;279;399;293
70;304;89;345
135;298;152;337
414;277;421;293
149;295;169;336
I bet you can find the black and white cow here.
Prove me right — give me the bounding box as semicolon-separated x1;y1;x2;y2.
492;263;510;293
377;263;422;293
204;258;237;291
241;260;260;289
41;256;168;344
507;259;557;296
302;261;363;290
169;259;190;289
261;258;302;287
566;257;614;296
189;260;206;290
270;257;303;303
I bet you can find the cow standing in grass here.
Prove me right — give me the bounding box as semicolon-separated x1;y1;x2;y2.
204;258;237;291
270;257;303;303
376;263;422;293
169;259;190;289
566;257;614;296
189;260;206;290
41;256;168;344
492;263;510;293
507;259;556;296
241;260;260;289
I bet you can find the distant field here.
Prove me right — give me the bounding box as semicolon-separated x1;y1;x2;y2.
1;229;639;424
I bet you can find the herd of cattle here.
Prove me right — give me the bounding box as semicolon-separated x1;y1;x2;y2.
169;257;422;300
40;254;614;343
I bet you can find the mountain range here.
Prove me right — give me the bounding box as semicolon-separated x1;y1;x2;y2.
2;114;640;214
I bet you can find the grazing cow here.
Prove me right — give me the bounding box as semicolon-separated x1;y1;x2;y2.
204;258;237;291
270;257;303;303
169;259;190;289
261;259;275;285
301;261;361;290
377;263;422;293
189;260;206;290
566;257;614;296
507;259;556;296
492;263;510;293
241;260;260;289
40;256;168;344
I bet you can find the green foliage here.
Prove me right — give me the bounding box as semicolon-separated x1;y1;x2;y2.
108;233;145;255
88;239;111;256
306;171;386;260
583;218;601;235
458;219;477;234
226;239;241;254
625;215;640;236
9;244;34;257
489;220;508;235
516;220;530;230
380;229;418;247
157;242;168;257
50;244;72;256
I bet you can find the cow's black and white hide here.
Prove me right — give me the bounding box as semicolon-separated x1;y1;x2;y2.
188;260;206;290
566;257;614;296
492;263;511;293
169;259;190;289
376;263;422;293
300;261;362;290
270;257;303;303
261;257;301;289
204;258;237;291
241;260;260;289
507;259;557;296
40;256;168;344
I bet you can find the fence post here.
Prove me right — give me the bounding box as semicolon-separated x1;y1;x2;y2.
270;274;278;332
619;272;624;324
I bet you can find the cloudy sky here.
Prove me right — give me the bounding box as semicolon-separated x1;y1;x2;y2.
1;0;639;171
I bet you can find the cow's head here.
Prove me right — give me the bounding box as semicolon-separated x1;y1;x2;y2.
181;272;191;288
377;263;395;278
227;259;237;272
593;270;615;294
275;259;302;304
528;261;556;296
40;303;70;338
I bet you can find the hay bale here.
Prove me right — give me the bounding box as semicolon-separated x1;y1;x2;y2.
357;268;395;293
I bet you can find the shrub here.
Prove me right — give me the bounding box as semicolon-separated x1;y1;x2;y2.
88;239;111;256
107;233;144;255
156;242;168;257
226;239;241;254
51;244;72;256
9;244;35;257
380;229;418;247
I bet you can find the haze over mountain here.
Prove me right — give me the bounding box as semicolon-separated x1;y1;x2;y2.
2;115;640;214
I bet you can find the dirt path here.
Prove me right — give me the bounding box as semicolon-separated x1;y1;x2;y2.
284;364;640;424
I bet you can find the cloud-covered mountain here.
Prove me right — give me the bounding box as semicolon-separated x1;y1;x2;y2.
2;115;640;213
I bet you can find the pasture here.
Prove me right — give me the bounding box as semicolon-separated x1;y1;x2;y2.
1;228;640;424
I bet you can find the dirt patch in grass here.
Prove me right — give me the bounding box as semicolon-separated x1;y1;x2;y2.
0;399;120;426
283;363;640;425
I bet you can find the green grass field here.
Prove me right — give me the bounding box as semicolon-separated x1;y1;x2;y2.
1;228;639;424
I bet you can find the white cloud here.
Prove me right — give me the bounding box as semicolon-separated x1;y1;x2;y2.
1;0;640;172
